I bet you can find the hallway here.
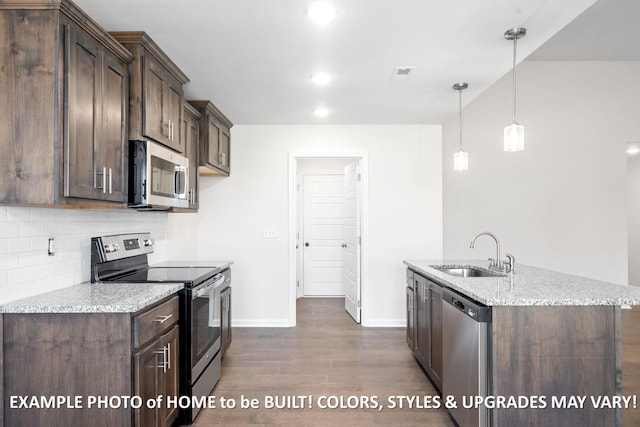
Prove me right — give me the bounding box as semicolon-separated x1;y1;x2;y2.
193;298;452;426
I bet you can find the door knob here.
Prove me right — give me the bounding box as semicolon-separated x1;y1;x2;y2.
305;242;310;247
341;243;347;248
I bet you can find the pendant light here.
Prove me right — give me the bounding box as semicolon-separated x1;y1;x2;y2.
504;27;527;152
453;82;469;171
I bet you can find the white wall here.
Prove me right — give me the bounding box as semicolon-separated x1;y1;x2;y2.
0;207;168;304
628;153;640;286
168;124;443;326
442;61;640;285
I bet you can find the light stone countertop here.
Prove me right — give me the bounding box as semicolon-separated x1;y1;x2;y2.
0;282;184;314
404;259;640;306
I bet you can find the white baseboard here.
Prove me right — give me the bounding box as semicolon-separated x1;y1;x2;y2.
363;319;405;327
232;319;293;328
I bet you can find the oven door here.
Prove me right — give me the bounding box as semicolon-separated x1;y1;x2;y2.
190;274;224;380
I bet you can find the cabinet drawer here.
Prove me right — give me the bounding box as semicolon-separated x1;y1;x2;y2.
133;296;179;349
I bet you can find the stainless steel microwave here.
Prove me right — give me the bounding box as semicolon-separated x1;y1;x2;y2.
128;140;189;210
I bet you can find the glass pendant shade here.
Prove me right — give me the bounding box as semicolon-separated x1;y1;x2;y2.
504;122;524;152
454;149;468;171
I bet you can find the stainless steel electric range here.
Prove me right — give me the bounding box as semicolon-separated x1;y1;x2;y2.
91;232;231;424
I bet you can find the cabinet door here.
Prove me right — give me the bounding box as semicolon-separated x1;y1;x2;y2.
134;340;160;427
414;274;429;369
205;115;221;168
165;80;184;153
143;56;168;145
427;280;443;391
160;326;180;427
64;24;128;204
406;286;415;351
219;127;230;172
183;106;199;209
142;55;184;153
64;24;100;200
100;51;128;202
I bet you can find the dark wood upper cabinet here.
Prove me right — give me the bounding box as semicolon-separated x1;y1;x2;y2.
0;1;133;207
176;102;202;211
64;24;129;202
188;100;233;176
110;32;189;154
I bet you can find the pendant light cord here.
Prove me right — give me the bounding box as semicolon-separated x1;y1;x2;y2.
511;36;518;123
458;88;463;150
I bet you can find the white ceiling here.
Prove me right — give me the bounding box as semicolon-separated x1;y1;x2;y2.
73;0;609;125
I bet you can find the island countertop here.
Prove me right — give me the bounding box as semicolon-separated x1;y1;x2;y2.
404;259;640;306
0;282;184;314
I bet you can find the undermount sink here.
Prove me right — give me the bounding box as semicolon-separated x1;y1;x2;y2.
430;265;506;278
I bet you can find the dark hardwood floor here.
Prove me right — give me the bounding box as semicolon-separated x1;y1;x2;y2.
193;298;452;426
192;299;640;426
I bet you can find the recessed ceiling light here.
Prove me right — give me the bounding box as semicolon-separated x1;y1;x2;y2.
627;141;640;156
313;107;330;117
307;2;337;24
311;72;332;86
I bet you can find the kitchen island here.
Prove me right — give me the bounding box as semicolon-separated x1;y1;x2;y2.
404;260;640;427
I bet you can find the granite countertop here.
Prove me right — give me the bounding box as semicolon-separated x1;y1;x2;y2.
0;282;184;314
404;259;640;306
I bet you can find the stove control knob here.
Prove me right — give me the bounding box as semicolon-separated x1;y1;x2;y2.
104;243;114;253
113;243;120;252
143;239;154;247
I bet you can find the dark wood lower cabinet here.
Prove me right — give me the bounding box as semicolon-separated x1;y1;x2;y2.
412;272;443;392
2;295;179;427
134;325;179;427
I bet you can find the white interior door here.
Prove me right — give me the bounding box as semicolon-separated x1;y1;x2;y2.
302;174;345;296
344;161;361;323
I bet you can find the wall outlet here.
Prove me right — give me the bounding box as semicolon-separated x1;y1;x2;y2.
262;226;278;239
48;237;56;256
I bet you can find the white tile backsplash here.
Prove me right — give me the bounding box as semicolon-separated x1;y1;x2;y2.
0;207;169;304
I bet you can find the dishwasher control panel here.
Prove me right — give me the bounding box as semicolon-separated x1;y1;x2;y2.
443;288;491;322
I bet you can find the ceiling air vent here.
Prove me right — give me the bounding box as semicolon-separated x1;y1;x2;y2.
391;66;415;81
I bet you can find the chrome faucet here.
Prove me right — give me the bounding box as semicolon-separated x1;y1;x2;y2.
470;231;516;273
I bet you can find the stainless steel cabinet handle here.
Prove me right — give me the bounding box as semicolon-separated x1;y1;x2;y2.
155;314;173;324
156;345;167;373
108;168;112;194
102;167;106;193
166;342;171;369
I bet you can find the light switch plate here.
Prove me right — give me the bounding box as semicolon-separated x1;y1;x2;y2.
262;226;278;239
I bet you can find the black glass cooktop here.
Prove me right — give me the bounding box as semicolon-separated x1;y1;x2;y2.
110;267;217;286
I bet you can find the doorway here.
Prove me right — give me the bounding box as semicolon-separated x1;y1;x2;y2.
288;152;368;326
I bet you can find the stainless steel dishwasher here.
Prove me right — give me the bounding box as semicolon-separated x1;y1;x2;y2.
442;287;491;427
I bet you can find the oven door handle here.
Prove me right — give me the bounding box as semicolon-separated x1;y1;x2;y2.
194;274;226;298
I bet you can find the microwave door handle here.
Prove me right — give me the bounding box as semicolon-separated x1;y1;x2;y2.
174;168;181;197
174;167;187;197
